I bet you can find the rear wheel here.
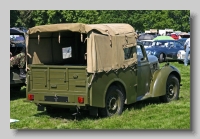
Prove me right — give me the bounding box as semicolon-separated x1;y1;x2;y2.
159;75;180;103
99;86;125;117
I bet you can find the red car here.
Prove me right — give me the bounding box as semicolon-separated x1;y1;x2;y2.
170;33;179;40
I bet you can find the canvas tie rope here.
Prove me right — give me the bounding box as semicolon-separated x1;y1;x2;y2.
58;32;61;43
106;30;112;46
81;33;83;42
38;33;40;44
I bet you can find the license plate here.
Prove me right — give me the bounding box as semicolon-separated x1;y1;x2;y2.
44;96;68;102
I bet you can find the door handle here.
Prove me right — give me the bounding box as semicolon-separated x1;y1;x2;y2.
73;75;78;79
51;85;57;88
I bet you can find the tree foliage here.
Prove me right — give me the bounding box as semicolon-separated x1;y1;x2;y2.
10;10;190;32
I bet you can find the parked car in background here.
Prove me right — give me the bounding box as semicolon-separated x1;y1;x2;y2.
177;38;190;64
145;40;184;63
170;33;179;40
177;50;190;64
11;27;28;34
178;38;187;46
180;32;190;39
140;40;154;48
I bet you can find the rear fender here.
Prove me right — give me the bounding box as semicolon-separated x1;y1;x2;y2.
147;65;181;98
103;78;127;105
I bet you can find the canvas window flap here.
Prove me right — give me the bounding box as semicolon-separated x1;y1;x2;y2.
87;31;137;73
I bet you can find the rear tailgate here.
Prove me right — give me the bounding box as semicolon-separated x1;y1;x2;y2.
26;65;88;106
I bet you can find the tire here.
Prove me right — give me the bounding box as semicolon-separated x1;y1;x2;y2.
159;53;164;63
99;86;125;117
159;75;180;103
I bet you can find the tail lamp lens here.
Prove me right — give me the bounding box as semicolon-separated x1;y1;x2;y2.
78;97;84;104
28;94;34;100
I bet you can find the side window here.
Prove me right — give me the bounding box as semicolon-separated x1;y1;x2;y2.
124;46;135;60
152;42;156;46
136;45;144;60
168;42;174;48
175;41;184;49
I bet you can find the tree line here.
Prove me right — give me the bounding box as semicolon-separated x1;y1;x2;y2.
10;10;190;32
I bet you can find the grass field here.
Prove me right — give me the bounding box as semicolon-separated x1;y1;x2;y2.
10;62;190;129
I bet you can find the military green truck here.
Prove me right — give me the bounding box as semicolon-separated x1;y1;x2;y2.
25;23;181;117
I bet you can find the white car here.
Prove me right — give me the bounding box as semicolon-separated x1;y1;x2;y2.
177;50;190;63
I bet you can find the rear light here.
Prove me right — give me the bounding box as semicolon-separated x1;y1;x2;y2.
78;96;84;104
28;94;34;100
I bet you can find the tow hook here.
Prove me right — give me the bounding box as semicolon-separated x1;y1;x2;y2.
37;103;44;111
72;106;81;120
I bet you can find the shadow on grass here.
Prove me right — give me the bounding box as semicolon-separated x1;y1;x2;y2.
33;96;183;121
10;87;26;100
33;108;97;121
124;97;161;110
33;97;169;121
176;61;190;66
125;96;184;111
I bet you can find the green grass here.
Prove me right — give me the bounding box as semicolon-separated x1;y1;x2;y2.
10;62;190;129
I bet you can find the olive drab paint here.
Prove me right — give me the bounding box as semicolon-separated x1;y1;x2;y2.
25;23;181;117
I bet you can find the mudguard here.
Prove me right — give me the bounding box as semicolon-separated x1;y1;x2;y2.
142;64;181;100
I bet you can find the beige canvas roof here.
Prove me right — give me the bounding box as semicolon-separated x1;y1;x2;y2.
28;23;135;36
27;23;138;73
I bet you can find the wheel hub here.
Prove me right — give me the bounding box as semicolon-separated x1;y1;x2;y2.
108;97;117;111
167;84;174;97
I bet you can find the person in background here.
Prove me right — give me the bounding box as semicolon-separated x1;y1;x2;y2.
184;37;190;66
10;40;26;79
10;52;26;79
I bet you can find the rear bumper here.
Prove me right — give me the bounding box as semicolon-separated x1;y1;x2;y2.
26;92;88;107
31;101;87;107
